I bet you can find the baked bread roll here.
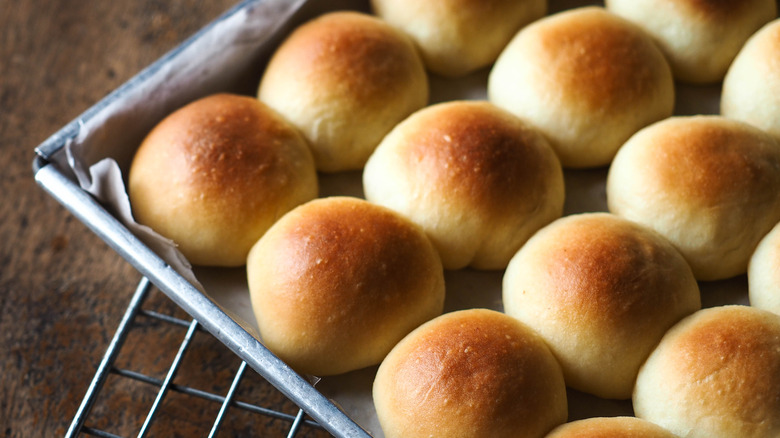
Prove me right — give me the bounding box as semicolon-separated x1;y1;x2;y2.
373;308;567;438
634;305;780;437
606;0;777;84
257;11;428;172
749;220;780;315
607;116;780;281
370;0;546;77
722;18;780;140
128;93;317;267
363;100;564;270
487;7;674;168
545;417;676;438
246;197;445;376
503;213;701;399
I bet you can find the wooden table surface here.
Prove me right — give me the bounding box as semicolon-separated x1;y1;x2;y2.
1;1;330;436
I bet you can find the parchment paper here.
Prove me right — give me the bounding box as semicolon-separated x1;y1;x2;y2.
52;0;751;435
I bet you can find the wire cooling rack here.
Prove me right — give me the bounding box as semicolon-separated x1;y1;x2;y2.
65;276;330;438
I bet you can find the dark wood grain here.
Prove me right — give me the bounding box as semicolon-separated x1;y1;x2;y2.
0;1;331;436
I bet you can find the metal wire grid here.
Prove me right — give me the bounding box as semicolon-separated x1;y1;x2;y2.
65;276;327;438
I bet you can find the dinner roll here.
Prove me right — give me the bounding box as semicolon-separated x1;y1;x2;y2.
363;100;564;270
128;93;317;267
370;0;546;77
257;11;428;172
545;417;677;438
607;116;780;281
722;18;780;140
487;7;674;168
503;213;701;399
634;305;780;437
606;0;777;84
373;309;567;438
749;221;780;315
246;197;444;376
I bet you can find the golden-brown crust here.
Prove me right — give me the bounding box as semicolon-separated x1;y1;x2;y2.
373;309;567;438
247;197;445;376
363;100;564;269
401;101;557;219
370;0;546;76
269;12;421;108
488;7;674;168
269;198;440;322
606;0;776;83
510;214;699;333
652;118;780;206
503;213;701;399
539;7;666;111
258;11;428;172
670;308;780;397
634;306;780;436
536;215;693;329
128;93;317;266
546;416;677;437
138;94;303;207
535;8;667;113
607;116;780;280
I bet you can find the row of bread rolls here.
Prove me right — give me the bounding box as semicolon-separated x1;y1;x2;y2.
126;9;780;286
375;217;780;437
124;1;780;437
129;7;780;276
378;287;780;437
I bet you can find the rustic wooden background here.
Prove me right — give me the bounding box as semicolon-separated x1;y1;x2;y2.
1;1;330;436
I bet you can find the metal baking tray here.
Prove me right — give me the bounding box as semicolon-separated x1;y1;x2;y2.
32;0;756;436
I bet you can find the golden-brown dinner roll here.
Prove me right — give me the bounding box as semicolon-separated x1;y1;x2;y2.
634;305;780;437
607;115;780;281
363;100;564;270
246;197;444;376
487;7;674;168
373;308;567;438
503;213;701;399
128;93;317;267
545;417;677;438
606;0;777;84
722;18;780;140
257;11;428;172
749;221;780;315
370;0;546;77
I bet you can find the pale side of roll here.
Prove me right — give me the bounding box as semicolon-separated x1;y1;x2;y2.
257;11;428;172
246;197;445;376
607;115;780;281
370;0;546;77
373;308;568;438
503;213;701;399
606;0;777;84
722;18;780;140
363;100;564;270
749;220;780;315
488;7;674;168
634;305;780;437
128;93;317;267
545;417;677;438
